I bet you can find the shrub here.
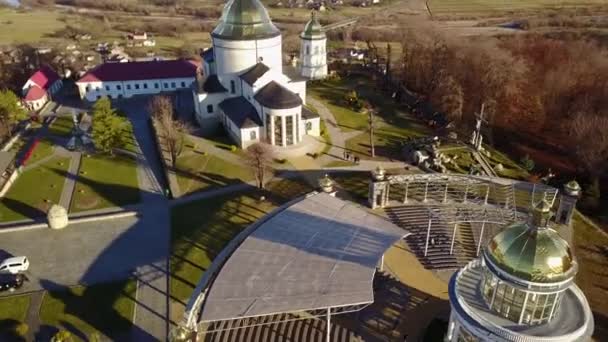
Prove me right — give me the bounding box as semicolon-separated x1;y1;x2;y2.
14;322;28;337
51;330;74;342
520;154;535;172
230;145;237;152
274;158;287;164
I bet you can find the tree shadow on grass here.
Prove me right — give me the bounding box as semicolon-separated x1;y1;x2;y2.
0;198;46;222
0;319;25;342
39;279;142;341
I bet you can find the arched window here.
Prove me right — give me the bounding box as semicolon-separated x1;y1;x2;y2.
207;105;213;113
230;80;236;94
306;122;312;132
314;46;319;54
306;46;310;55
250;130;257;140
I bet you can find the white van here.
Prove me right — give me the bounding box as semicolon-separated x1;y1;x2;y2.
0;256;29;274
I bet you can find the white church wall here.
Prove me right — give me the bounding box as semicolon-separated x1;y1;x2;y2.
213;36;282;75
77;77;195;101
303;117;320;137
286;80;307;105
241;126;261;148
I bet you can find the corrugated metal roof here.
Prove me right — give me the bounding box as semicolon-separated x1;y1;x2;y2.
199;192;408;322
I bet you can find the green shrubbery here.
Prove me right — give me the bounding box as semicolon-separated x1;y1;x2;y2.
520;154;535;172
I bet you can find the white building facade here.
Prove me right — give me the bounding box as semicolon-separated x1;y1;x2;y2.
193;0;321;150
22;66;63;111
76;60;198;102
299;11;328;80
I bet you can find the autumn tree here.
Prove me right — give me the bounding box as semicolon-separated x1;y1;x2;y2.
571;112;608;181
149;95;191;168
0;90;28;140
91;97;127;155
245;143;273;189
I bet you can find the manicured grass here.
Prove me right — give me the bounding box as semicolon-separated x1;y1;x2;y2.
39;280;136;341
319;117;332;156
428;0;606;16
0;157;70;222
174;152;253;195
324;160;357;168
170;178;314;318
23;138;55;166
572;212;608;341
49;116;75;137
310;76;430;159
70;154;140;212
0;9;65;44
0;294;30;339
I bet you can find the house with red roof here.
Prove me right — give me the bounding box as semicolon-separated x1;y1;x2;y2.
21;65;63;111
75;59;199;102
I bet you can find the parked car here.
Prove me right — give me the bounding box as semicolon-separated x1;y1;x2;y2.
0;273;28;292
0;256;29;274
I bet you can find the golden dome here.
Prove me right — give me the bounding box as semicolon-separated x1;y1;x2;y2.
485;222;577;283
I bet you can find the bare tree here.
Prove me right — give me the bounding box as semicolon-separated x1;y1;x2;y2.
245;143;274;189
365;102;378;158
571;112;608;180
149;95;191;168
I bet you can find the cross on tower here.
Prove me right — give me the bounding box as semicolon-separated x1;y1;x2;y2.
471;103;487;151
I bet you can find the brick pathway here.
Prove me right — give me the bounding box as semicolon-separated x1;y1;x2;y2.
58;152;82;209
24;291;44;342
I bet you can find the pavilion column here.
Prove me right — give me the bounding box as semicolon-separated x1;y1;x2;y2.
281;115;287;147
326;308;331;342
443;182;449;203
476;221;486;256
463;185;469;203
484;185;490;205
379;254;384;272
423;181;429;202
269;114;275;146
450;223;458;255
293;114;298;144
519;292;530;324
424;216;432;257
403;183;409;203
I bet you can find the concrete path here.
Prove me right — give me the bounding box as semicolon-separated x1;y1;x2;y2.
127;105;171;341
307;97;347;161
58;152;82;209
24;291;44;342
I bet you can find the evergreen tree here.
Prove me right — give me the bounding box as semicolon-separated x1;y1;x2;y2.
91;97;126;155
0;89;27;139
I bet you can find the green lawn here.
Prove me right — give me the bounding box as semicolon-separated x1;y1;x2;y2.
175;152;253;195
40;280;136;341
120;121;139;155
170;178;313;319
23;138;55;166
70;154;140;212
0;294;30;338
428;0;606;16
310;76;430;160
0;157;70;222
572;212;608;341
0;9;65;44
324;160;357;168
48;116;75;137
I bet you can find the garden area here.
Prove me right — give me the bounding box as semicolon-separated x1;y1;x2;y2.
308;75;431;160
0;294;30;340
173;137;252;196
70;154;140;212
0;157;70;222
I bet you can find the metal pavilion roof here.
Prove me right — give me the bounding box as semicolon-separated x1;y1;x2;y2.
197;192;408;323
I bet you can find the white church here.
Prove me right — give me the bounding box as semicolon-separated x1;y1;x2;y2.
194;0;328;149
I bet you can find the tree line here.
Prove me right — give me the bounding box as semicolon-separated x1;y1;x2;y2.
396;29;608;193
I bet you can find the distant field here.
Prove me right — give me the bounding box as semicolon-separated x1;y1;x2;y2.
0;9;65;44
428;0;607;15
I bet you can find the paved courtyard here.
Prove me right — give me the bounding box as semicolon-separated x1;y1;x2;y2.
0;214;165;293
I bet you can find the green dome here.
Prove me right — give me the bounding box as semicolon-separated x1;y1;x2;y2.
212;0;280;41
301;11;325;40
485;222;577;283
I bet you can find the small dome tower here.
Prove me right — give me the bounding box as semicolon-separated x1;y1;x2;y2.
299;11;327;80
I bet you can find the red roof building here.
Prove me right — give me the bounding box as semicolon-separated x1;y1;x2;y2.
27;65;61;91
24;86;47;101
77;59;200;83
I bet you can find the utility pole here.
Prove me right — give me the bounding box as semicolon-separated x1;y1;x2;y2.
368;105;376;158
